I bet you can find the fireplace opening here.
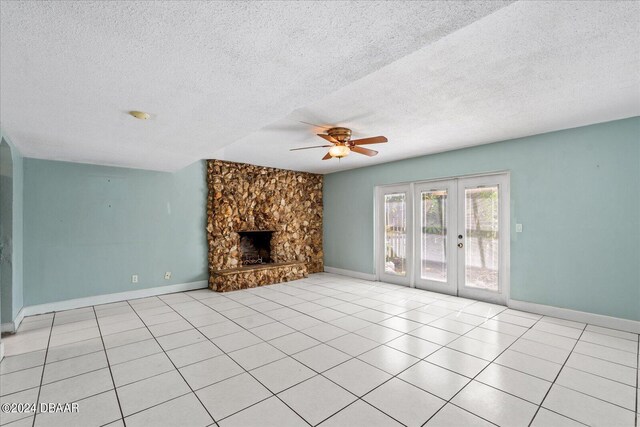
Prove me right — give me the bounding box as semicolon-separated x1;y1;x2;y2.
238;231;273;265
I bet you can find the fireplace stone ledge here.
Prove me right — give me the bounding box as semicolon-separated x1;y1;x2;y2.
210;261;307;292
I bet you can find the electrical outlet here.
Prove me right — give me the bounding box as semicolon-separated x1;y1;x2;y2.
516;223;523;233
131;274;138;283
164;272;172;280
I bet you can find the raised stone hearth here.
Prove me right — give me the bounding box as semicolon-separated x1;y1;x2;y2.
206;160;323;291
211;261;307;292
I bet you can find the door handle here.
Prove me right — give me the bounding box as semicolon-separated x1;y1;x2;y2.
457;243;464;248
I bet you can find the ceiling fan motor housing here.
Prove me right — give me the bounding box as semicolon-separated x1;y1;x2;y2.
326;127;352;144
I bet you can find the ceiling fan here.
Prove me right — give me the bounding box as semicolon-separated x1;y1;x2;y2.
290;127;388;160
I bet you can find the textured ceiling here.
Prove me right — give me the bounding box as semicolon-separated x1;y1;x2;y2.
1;1;638;174
217;1;640;173
0;0;511;171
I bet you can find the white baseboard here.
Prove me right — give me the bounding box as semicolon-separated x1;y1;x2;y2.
22;281;208;318
1;307;25;333
14;307;24;331
508;299;640;334
324;266;376;281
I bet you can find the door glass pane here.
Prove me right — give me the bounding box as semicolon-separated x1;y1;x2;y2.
420;190;447;282
464;186;499;291
384;193;407;276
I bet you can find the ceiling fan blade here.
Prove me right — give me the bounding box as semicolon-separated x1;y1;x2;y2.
351;136;388;145
317;134;339;144
290;145;332;151
322;152;332;160
351;146;378;157
299;120;332;129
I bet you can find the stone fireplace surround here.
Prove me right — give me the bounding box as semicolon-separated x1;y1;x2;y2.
206;160;323;292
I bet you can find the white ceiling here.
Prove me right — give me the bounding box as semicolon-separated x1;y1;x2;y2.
1;1;638;174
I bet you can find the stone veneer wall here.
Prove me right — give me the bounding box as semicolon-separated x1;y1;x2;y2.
206;160;323;290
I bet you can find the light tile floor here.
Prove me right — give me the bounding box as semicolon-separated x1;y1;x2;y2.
1;273;638;426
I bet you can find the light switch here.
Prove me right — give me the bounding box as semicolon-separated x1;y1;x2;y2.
516;223;523;233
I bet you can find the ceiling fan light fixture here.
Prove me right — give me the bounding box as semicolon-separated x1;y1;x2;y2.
329;145;350;158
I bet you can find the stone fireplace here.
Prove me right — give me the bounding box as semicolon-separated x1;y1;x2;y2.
238;230;273;265
206;160;323;292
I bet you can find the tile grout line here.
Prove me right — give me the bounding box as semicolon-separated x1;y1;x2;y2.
419;314;640;389
487;319;638;421
527;322;588;427
420;308;551;426
123;300;221;426
103;390;195;424
1;304;335;399
155;294;315;426
210;287;638;425
535;334;639;414
12;276;639;338
196;287;385;421
507;340;638;371
157;284;612;426
2;318;204;391
7;276;639;427
0;322;614;403
3;328;150;382
185;284;412;425
357;310;518;426
91;306;127;427
211;294;625;363
193;281;445;426
30;312;55;427
493;349;636;388
308;289;514;425
7;298;634;394
232;286;504;425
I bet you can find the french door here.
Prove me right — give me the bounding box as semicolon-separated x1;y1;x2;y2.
414;180;457;295
376;173;509;305
377;184;413;286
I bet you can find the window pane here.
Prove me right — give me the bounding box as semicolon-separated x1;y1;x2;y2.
464;186;499;291
384;193;407;276
420;190;447;282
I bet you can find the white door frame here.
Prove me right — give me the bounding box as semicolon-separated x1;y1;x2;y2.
456;174;510;305
413;179;457;296
375;184;413;286
374;171;510;304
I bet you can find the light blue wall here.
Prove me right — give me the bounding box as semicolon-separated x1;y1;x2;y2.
24;159;208;306
0;139;14;324
324;117;640;321
0;133;24;324
12;140;24;319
